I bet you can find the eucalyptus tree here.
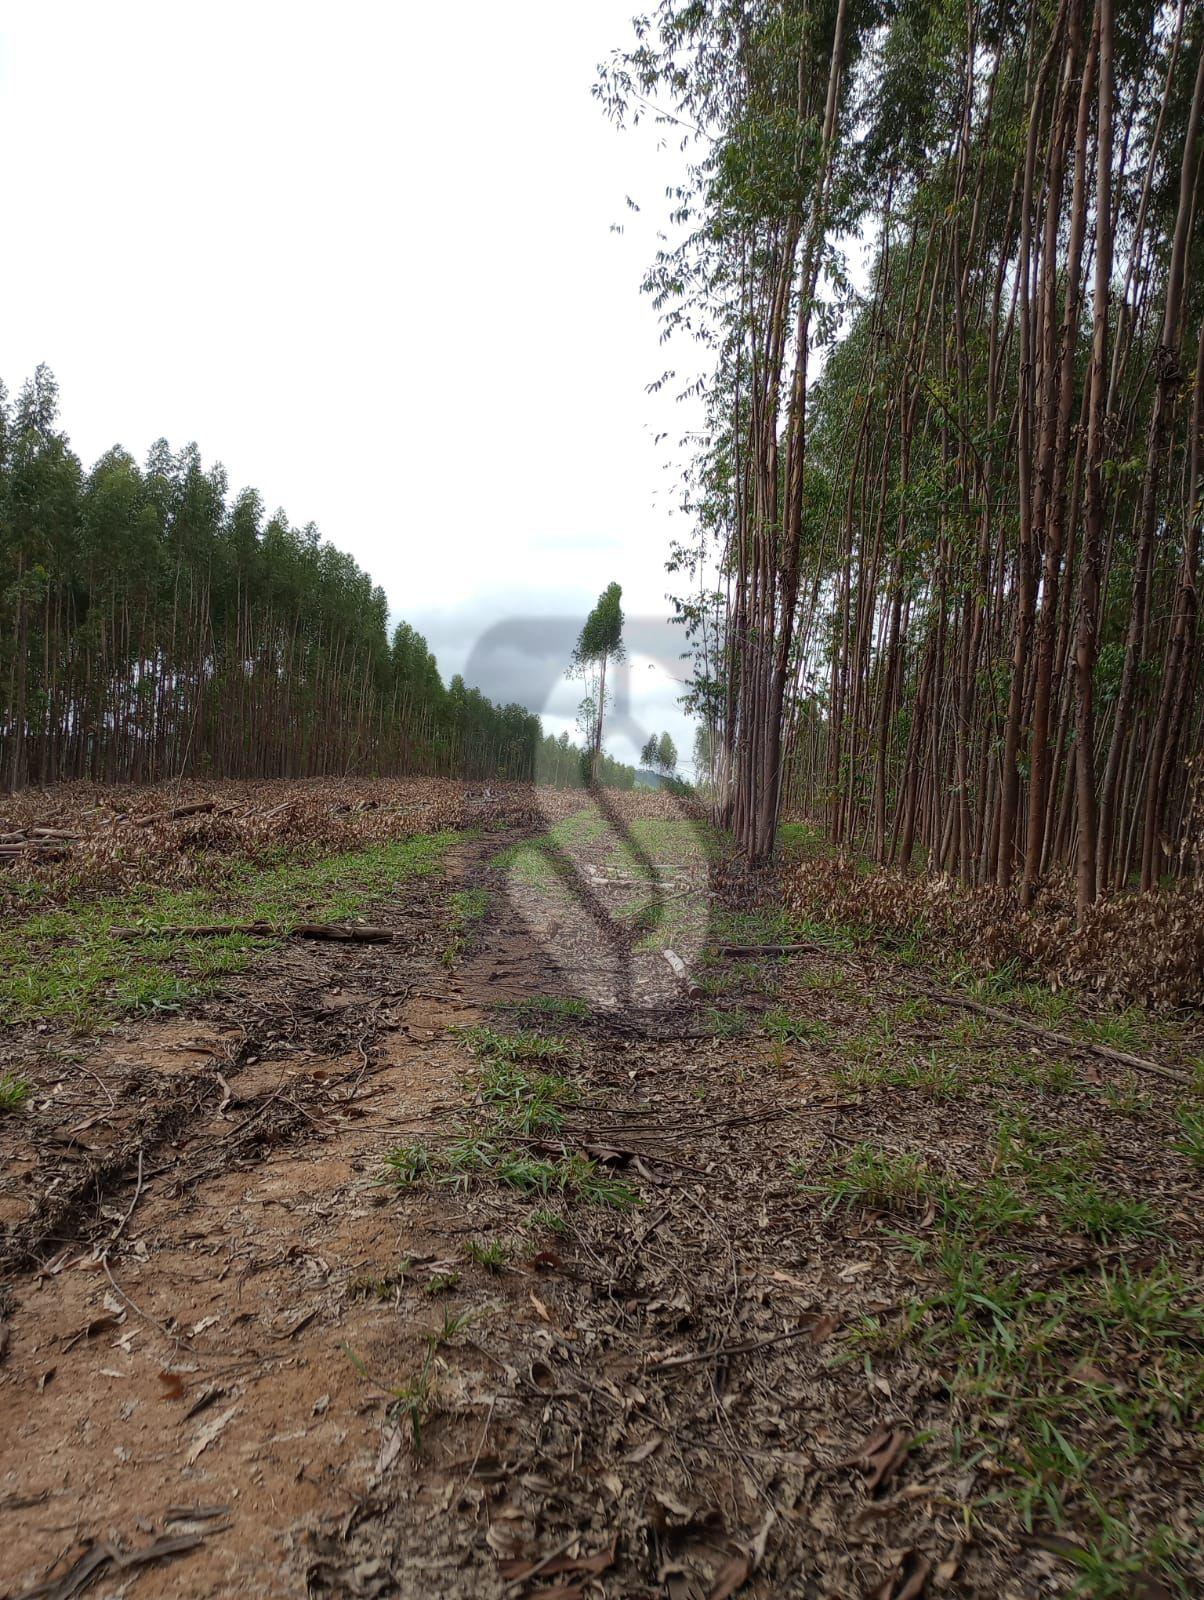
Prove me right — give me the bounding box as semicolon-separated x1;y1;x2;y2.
572;582;626;784
0;368;553;788
609;0;1204;901
602;0;871;863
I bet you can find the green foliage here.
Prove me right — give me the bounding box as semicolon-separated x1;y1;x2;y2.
535;728;636;788
384;1021;637;1213
639;730;679;776
465;1237;509;1271
0;1073;31;1111
525;1208;567;1234
460;1025;574;1067
0;368;544;786
473;1060;573;1134
383;1143;432;1186
442;888;488;966
1172;1106;1204;1169
801;1144;933;1213
571;583;625;778
703;1005;749;1038
762;1006;831;1045
1;830;457;1029
504;994;590;1021
572;581;625;669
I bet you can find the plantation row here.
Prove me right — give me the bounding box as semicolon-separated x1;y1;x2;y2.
0;369;636;791
616;0;1204;905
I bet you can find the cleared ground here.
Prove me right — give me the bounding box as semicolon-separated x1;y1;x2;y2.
1;781;1200;1599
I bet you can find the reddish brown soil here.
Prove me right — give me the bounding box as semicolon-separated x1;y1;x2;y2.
2;792;1200;1600
1;836;503;1598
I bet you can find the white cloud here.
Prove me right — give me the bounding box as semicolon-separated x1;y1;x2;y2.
1;0;706;770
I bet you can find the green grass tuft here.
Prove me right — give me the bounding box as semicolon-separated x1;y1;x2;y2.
1173;1105;1204;1168
460;1024;573;1065
0;1072;31;1112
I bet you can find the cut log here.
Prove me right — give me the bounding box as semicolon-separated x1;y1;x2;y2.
661;948;701;997
131;800;217;827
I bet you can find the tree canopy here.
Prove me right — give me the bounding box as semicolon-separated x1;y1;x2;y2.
572;582;626;783
0;367;626;789
609;0;1204;904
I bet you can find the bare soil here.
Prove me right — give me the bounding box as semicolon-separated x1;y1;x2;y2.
1;784;1200;1600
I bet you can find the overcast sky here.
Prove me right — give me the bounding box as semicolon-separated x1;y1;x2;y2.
0;2;706;772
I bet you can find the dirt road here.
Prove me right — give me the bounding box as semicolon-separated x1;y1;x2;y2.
3;793;1201;1599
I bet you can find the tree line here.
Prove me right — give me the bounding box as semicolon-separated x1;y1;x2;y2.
0;368;632;790
605;0;1203;910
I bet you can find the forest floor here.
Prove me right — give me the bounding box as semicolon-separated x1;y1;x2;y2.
0;781;1201;1600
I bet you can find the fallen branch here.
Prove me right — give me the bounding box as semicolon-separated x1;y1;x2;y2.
650;1323;824;1371
712;943;1188;1086
923;987;1191;1086
12;1531;213;1600
130;800;217;827
715;942;826;957
112;922;395;944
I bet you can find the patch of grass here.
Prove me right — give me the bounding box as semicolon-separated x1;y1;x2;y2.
465;1237;509;1271
835;1052;964;1099
941;1013;993;1048
344;1340;438;1453
563;1155;639;1209
992;1116;1157;1240
388;1364;436;1453
801;1144;934;1214
385;1135;636;1211
0;1072;31;1111
762;1006;832;1045
835;1011;903;1065
387;1024;635;1211
442;887;488;966
423;1270;461;1295
1009;1055;1080;1095
817;1119;1195;1582
349;1260;413;1300
460;1024;574;1066
698;958;777;997
777;819;824;856
382;1143;432;1186
1055;1183;1157;1242
703;1006;749;1038
0;830;459;1030
1054;1508;1196;1600
505;994;590;1020
795;967;851;996
605;816;718;875
1079;1008;1147;1053
970;975;1075;1026
525;1208;567;1234
1100;1074;1155;1119
721;905;796;945
492;1152;564;1195
491;808;608;887
1173;1106;1204;1168
935;1174;1040;1237
432;1305;481;1343
473;1060;572;1134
